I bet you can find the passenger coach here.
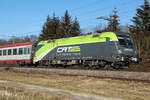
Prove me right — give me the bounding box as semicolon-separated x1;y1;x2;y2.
0;42;32;65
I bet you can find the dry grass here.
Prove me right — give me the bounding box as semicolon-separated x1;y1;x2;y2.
0;86;72;100
0;71;150;100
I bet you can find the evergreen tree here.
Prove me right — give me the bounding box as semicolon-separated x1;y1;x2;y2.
39;13;62;40
97;8;120;32
130;0;150;35
61;10;72;37
107;8;120;32
39;15;53;40
130;0;150;54
71;17;81;36
51;13;62;39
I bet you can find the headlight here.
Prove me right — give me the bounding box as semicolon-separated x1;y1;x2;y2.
131;57;138;62
124;48;133;52
118;50;122;54
121;56;124;61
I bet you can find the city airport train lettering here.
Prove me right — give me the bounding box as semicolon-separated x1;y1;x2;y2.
57;46;80;53
56;52;81;56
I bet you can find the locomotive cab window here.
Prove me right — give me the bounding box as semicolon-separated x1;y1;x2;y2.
0;50;2;56
3;50;7;56
118;36;133;48
13;49;17;55
8;49;12;55
19;48;23;55
118;38;126;46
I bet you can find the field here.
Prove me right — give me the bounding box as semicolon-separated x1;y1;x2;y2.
0;87;71;100
0;71;150;100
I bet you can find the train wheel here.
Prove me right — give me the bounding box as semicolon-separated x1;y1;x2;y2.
101;64;110;69
111;64;122;69
85;64;94;69
92;65;99;69
83;65;90;69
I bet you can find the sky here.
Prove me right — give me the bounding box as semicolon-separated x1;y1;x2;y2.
0;0;148;39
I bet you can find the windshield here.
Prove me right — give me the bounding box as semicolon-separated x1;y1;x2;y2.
118;36;133;48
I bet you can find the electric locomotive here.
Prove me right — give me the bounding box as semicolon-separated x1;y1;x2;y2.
33;32;140;68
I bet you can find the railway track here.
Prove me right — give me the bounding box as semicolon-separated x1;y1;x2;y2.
0;67;150;82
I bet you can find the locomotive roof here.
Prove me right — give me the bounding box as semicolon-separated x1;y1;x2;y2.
0;42;32;49
38;32;118;45
115;31;130;37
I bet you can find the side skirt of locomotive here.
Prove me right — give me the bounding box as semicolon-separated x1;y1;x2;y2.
35;59;131;69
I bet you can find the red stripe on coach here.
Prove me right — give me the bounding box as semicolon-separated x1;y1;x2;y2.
0;59;31;61
0;42;32;49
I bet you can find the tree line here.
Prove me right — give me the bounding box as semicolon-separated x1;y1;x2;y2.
38;10;81;40
0;35;37;46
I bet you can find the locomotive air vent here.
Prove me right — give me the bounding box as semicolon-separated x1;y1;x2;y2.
48;39;55;43
92;34;99;38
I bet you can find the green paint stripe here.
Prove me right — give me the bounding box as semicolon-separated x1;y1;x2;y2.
70;46;80;52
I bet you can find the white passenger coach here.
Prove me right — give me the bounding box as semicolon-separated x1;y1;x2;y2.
0;42;32;64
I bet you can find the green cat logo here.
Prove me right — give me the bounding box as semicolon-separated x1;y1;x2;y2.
69;46;80;52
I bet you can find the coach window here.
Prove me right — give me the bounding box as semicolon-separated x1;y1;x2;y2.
3;50;7;56
13;49;17;55
0;50;2;56
24;48;27;54
19;48;23;55
27;47;31;54
8;49;12;55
